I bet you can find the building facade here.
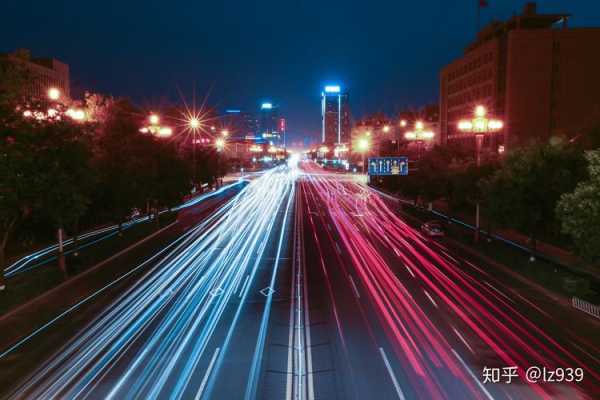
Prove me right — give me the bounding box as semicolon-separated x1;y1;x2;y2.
321;85;350;145
1;48;70;100
440;2;600;153
258;102;283;145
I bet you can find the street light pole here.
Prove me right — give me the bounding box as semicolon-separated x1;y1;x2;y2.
458;105;503;243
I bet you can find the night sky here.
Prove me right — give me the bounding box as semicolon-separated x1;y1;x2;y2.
3;0;599;142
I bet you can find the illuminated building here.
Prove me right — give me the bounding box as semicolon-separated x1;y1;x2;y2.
440;2;600;153
1;48;70;100
321;85;350;145
258;102;283;145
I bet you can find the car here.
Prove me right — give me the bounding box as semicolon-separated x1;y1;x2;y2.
421;220;445;237
127;208;141;221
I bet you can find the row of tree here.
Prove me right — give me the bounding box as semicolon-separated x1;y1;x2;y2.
1;64;227;288
391;137;600;265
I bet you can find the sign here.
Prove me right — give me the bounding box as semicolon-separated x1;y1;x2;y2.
368;157;408;176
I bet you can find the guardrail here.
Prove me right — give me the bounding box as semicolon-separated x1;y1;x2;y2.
572;297;600;319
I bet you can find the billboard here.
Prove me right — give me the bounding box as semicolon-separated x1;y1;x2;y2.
368;157;408;176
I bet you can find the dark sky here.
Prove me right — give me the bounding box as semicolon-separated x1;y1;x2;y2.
3;0;599;142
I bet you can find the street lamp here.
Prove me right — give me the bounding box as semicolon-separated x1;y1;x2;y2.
149;113;160;126
215;138;226;188
383;125;390;133
357;137;370;174
404;120;434;159
47;87;61;101
457;105;504;243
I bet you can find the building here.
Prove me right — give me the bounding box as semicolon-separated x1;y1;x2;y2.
1;48;70;100
258;102;283;145
221;108;259;141
440;2;600;153
321;85;350;145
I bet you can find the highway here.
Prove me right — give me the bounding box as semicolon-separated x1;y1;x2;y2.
2;160;599;399
296;161;600;399
4;166;296;399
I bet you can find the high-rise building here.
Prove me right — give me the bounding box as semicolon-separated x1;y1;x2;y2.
440;2;600;153
1;48;70;100
321;85;350;145
258;102;283;145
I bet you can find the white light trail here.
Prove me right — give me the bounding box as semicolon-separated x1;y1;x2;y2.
8;167;295;400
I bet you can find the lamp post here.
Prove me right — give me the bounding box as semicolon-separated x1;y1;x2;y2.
215;137;225;188
404;120;434;160
457;105;503;243
356;137;370;174
189;117;201;185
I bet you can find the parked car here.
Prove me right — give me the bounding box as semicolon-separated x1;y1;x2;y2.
421;220;445;237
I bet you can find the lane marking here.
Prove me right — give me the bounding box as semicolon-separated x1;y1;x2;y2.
405;265;415;278
452;327;475;355
423;289;438;308
348;275;361;299
379;347;407;400
194;347;220;400
484;281;515;304
451;349;494;400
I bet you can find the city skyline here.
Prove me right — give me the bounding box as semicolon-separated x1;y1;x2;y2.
3;0;600;142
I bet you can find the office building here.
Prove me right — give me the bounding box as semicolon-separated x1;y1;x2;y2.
321;85;350;145
440;2;600;153
1;48;70;100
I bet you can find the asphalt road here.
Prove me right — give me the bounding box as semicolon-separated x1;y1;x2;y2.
2;162;599;399
297;162;600;400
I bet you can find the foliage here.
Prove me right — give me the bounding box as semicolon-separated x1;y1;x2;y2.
482;143;587;239
556;150;600;263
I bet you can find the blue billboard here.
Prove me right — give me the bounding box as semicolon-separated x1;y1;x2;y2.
368;157;408;176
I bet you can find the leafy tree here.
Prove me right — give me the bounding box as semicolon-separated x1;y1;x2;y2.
482;143;587;250
556;150;600;263
93;100;150;229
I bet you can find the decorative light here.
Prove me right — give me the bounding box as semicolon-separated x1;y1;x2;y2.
158;127;173;137
189;117;200;129
47;87;61;101
149;114;160;125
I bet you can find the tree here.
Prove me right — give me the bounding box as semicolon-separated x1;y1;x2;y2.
556;150;600;264
93;100;150;230
482;143;587;250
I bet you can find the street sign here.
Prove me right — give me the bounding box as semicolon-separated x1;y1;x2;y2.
368;157;408;176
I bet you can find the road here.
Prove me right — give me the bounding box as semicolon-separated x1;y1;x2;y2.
2;161;599;399
297;161;600;399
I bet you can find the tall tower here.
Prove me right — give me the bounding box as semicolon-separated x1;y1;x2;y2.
321;85;349;145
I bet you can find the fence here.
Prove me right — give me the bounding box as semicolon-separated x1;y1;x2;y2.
572;297;600;319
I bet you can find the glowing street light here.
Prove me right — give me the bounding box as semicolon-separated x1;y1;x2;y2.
149;113;160;125
221;129;229;137
399;119;407;128
383;125;390;133
189;117;200;129
404;120;434;159
215;137;225;151
356;137;370;174
457;105;504;243
47;87;61;101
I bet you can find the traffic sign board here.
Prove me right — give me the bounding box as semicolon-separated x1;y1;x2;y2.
368;157;408;176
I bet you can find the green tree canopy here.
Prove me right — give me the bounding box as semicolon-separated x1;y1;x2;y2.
556;150;600;263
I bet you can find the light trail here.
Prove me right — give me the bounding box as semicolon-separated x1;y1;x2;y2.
7;168;295;399
4;181;246;278
300;161;600;400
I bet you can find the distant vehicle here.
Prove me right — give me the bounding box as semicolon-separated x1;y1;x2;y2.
421;220;445;237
